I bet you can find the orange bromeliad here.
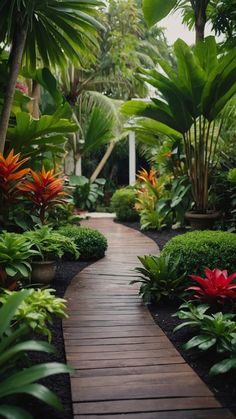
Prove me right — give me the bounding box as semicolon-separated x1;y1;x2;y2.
136;168;157;186
19;166;66;223
0;149;30;198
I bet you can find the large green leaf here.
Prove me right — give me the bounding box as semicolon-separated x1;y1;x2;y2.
0;290;30;338
0;405;33;419
202;48;236;120
0;340;55;367
6;103;78;158
0;0;105;70
142;0;178;26
0;362;73;398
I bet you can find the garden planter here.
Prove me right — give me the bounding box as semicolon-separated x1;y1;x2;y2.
31;261;56;284
185;210;220;230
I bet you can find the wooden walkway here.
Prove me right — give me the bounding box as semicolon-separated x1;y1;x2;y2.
63;218;234;419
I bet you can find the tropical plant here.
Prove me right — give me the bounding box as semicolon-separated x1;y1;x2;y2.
24;226;79;261
47;202;81;228
131;254;186;303
6;103;78;165
0;0;104;152
69;175;105;210
139;208;166;231
19;166;66;224
162;230;236;276
210;339;236;376
187;267;236;304
142;0;235;43
0;149;30;200
174;302;236;352
0;232;39;289
0;288;67;341
58;225;108;260
122;36;236;213
111;188;139;221
0;290;72;419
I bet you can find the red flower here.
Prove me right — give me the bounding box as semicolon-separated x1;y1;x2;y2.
19;166;66;223
187;267;236;304
0;149;30;198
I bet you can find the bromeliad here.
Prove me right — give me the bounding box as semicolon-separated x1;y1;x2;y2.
19;166;66;224
0;149;30;199
187;268;236;304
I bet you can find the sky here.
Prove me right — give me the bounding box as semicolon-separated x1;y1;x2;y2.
161;11;215;45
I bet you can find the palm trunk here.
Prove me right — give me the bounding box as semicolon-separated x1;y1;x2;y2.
30;81;41;119
0;25;28;153
195;0;208;42
90;141;115;183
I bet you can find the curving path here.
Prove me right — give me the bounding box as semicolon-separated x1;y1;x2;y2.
63;218;234;419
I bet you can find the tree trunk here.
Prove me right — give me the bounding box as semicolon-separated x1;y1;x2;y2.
195;0;208;42
30;81;41;119
90;141;115;183
0;25;28;153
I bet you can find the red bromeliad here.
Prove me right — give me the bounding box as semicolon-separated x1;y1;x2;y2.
187;268;236;304
19;166;66;223
0;149;30;199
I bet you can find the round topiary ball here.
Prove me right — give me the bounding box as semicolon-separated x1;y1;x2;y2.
58;225;108;260
162;230;236;277
111;188;139;221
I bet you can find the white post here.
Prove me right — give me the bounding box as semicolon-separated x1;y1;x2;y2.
129;131;136;185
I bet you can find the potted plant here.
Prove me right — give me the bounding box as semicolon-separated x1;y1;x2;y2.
122;36;236;229
24;226;79;283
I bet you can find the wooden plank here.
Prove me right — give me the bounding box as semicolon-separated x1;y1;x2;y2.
71;381;212;402
68;357;185;369
65;342;173;352
67;348;178;360
73;397;220;415
74;410;234;419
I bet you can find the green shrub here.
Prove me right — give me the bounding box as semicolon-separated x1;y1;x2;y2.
111;188;139;221
58;225;108;260
162;230;236;276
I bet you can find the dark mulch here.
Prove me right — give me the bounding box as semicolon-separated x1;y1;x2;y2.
121;220;236;417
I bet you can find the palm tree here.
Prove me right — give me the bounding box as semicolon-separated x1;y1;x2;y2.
0;0;104;153
142;0;211;42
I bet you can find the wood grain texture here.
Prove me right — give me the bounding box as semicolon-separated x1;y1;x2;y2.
63;218;234;418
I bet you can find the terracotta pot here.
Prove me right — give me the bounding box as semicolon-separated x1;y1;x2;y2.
31;261;56;284
185;210;220;230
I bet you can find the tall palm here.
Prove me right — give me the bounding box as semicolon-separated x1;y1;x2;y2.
0;0;104;153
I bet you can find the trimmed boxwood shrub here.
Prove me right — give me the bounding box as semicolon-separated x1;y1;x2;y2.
162;230;236;277
58;225;108;260
111;188;139;221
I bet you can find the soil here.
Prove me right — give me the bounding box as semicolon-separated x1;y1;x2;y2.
120;221;236;417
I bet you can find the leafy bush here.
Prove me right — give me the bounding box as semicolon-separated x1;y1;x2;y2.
0;232;39;289
0;288;67;341
111;188;139;221
162;231;236;277
174;303;236;352
24;226;79;261
0;290;72;419
69;175;105;210
58;225;108;260
210;339;236;376
131;254;186;304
